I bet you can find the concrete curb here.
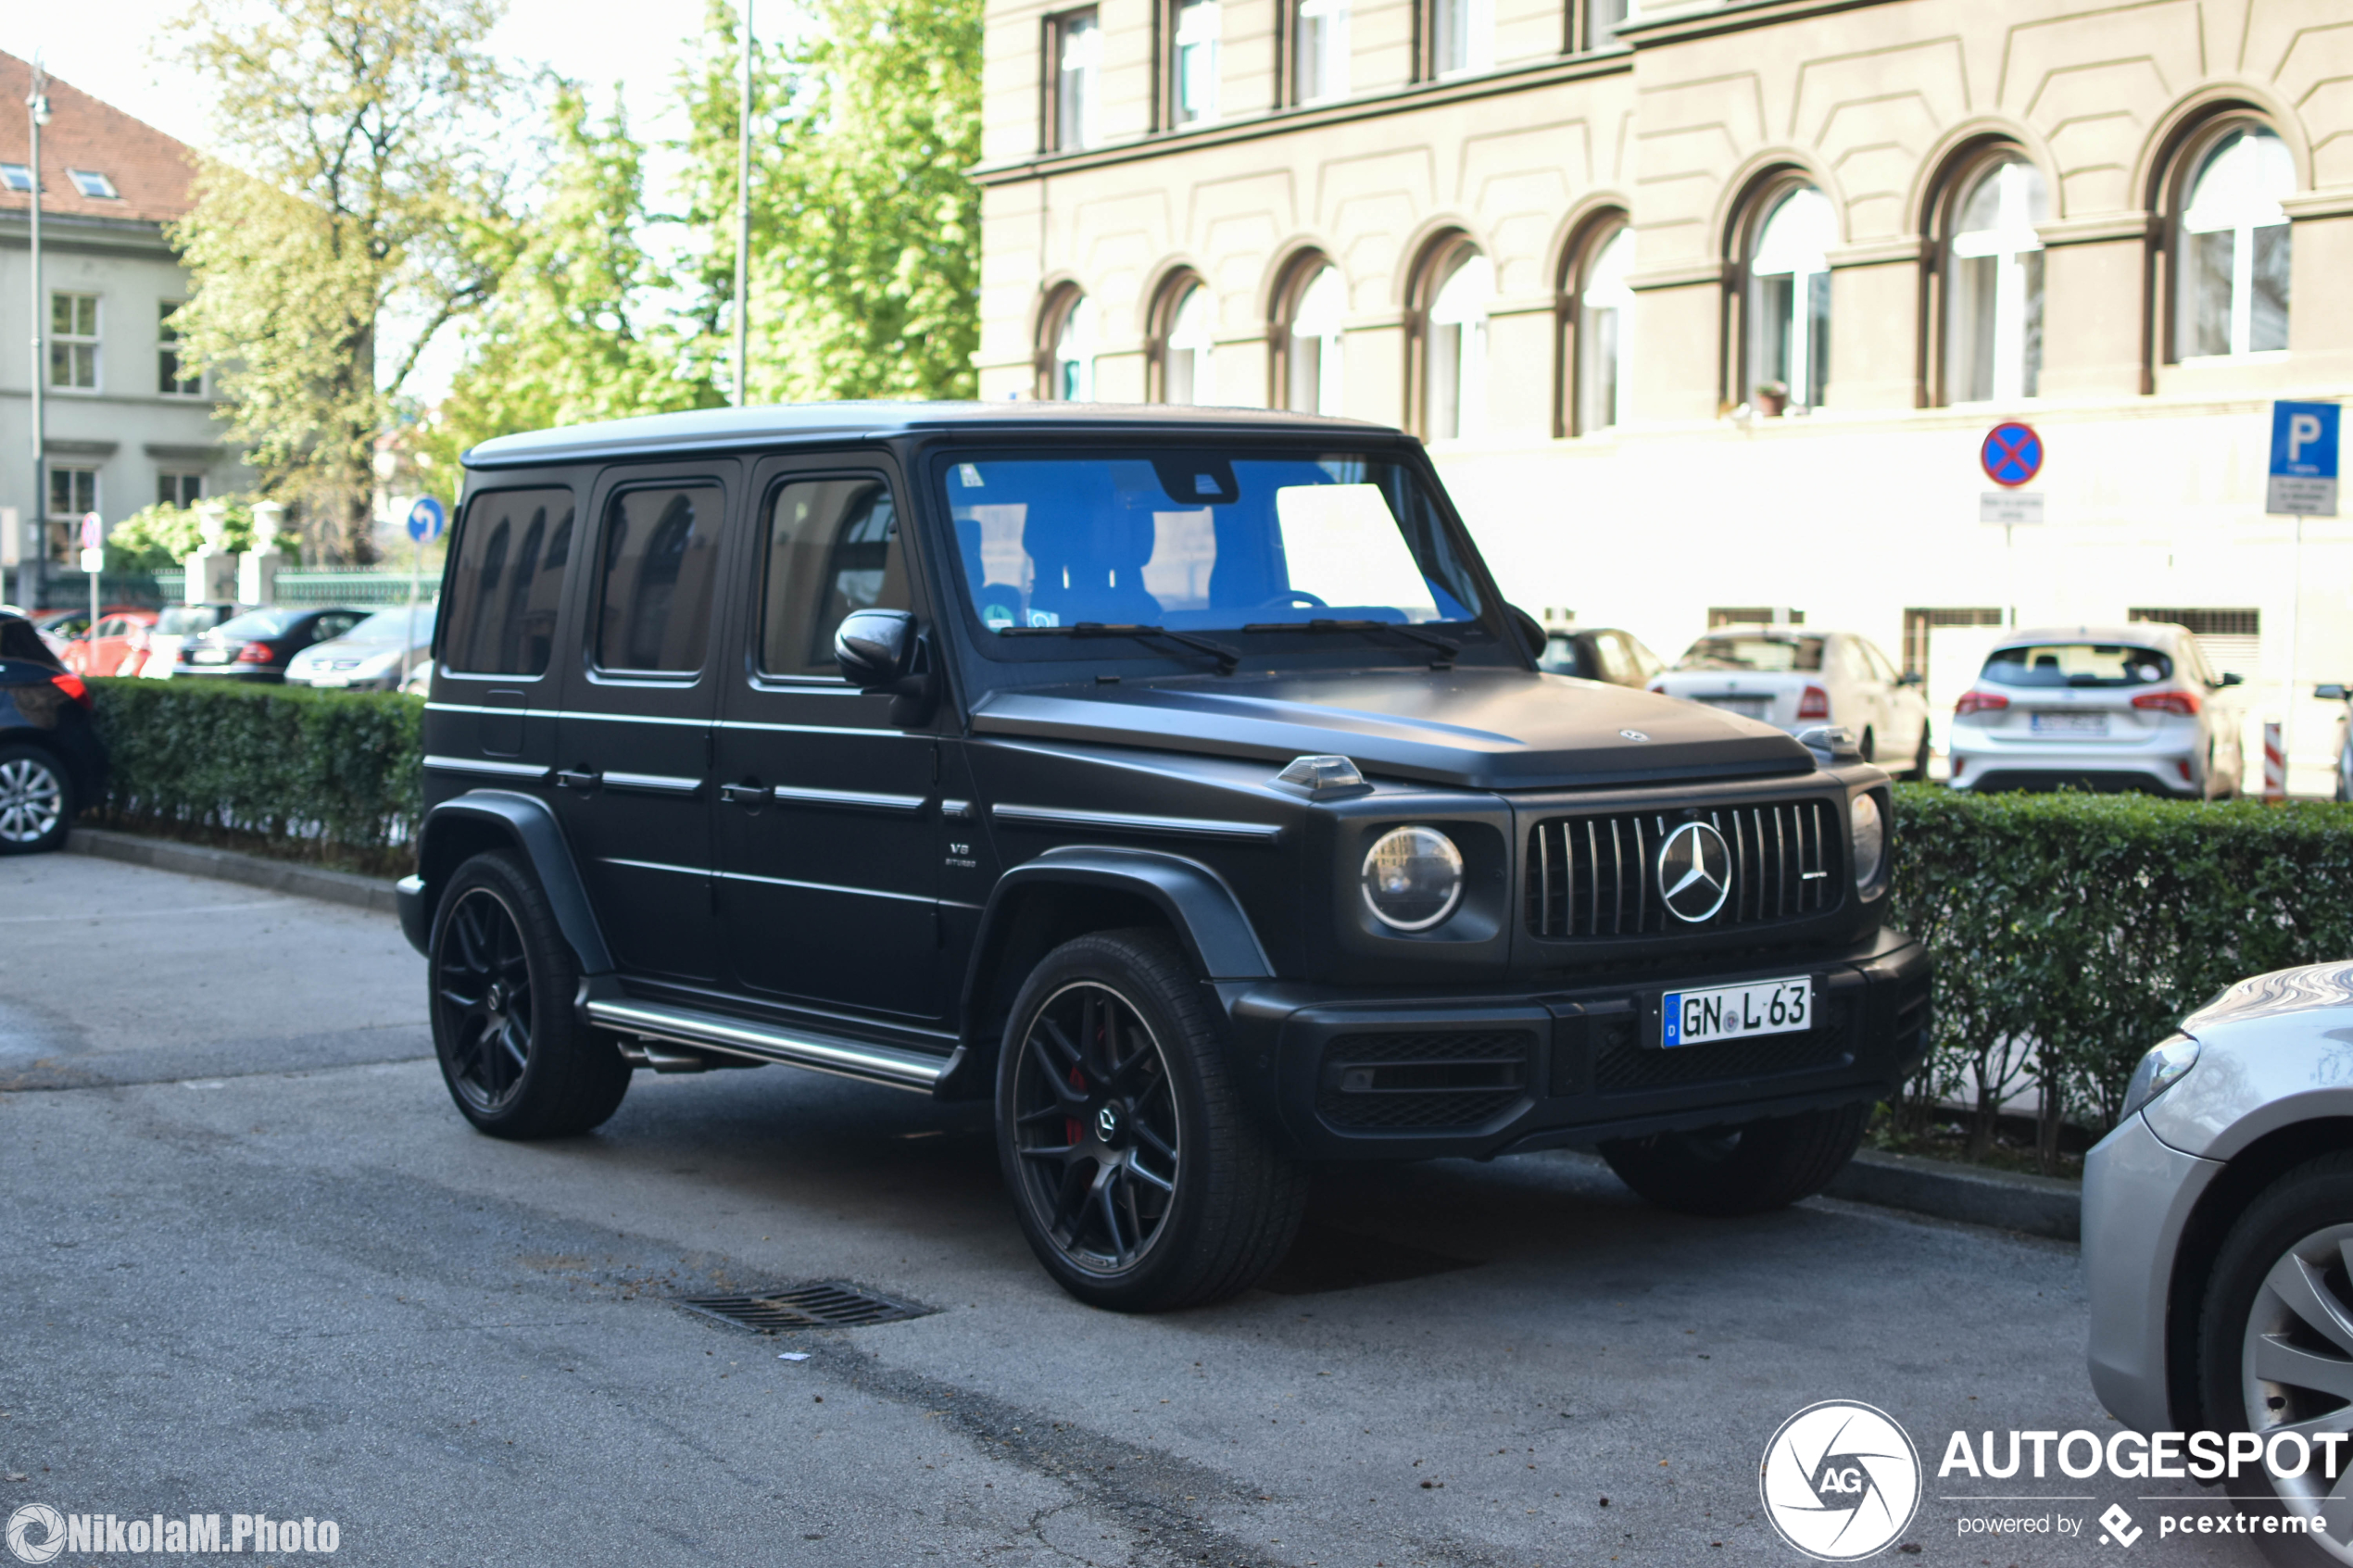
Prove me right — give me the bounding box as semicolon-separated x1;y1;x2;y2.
65;827;402;917
1825;1147;2081;1241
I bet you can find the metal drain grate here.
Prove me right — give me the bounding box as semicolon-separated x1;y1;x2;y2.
676;1281;934;1333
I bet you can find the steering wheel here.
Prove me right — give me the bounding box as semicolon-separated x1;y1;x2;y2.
1254;590;1328;610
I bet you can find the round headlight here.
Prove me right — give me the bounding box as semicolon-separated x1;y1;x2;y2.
1850;793;1886;890
1361;826;1465;931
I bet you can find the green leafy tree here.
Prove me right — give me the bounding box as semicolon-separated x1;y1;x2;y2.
167;0;517;563
677;0;982;403
422;82;723;470
105;495;270;572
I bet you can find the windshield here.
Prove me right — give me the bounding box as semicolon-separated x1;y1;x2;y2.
346;606;437;642
1982;643;2171;688
156;607;230;634
937;451;1485;641
211;608;303;639
1678;634;1824;673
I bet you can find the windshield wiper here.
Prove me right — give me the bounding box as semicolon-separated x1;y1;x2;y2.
1002;621;1240;675
1239;618;1461;667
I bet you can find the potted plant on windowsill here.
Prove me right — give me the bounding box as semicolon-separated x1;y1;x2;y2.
1753;380;1790;419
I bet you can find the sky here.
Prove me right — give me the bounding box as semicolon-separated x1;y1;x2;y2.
14;0;726;399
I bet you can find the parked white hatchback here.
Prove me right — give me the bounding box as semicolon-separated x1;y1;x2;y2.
1651;625;1933;777
2085;963;2353;1562
1947;624;2243;797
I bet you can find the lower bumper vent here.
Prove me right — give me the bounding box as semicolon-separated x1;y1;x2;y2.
1592;1002;1853;1094
1316;1030;1536;1132
677;1282;934;1333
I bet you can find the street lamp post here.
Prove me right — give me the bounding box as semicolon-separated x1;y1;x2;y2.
25;58;49;610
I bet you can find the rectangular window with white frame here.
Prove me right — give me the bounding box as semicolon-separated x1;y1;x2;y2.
1048;9;1101;152
1170;0;1220;126
50;293;100;391
158;301;202;396
158;471;206;509
1429;0;1492;78
1293;0;1348;104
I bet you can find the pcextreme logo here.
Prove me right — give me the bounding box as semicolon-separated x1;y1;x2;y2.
1759;1400;1924;1562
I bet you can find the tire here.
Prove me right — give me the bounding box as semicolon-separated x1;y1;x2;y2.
1858;727;1877;764
0;743;73;855
429;850;630;1139
2195;1153;2353;1566
1599;1101;1869;1217
996;928;1307;1311
1907;729;1932;782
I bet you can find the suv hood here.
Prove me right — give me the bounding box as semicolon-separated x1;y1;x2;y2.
970;669;1814;790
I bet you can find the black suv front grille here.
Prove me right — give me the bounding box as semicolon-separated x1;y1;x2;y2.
1591;1000;1854;1094
1525;798;1841;939
1316;1029;1536;1132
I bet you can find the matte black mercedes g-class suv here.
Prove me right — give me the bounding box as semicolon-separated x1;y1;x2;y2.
398;402;1931;1311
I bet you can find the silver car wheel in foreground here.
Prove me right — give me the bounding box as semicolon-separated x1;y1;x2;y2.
0;755;65;846
2241;1221;2353;1558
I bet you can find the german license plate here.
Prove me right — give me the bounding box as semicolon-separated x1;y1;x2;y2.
2030;712;2107;735
309;674;348;687
190;647;231;664
1661;976;1813;1047
1700;696;1768;719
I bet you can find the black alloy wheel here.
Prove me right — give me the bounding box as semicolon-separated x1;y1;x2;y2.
436;884;538;1118
996;930;1306;1311
429;850;631;1138
0;744;71;854
1008;980;1182;1275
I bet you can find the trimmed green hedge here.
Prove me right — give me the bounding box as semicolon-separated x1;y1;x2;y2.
1889;784;2353;1147
70;684;2353;1134
86;679;423;875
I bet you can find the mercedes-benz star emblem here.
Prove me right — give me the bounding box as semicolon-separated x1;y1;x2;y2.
1618;729;1650;743
1096;1105;1120;1142
1657;820;1732;923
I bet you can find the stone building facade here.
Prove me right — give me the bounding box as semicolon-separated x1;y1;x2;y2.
0;51;255;607
971;0;2353;783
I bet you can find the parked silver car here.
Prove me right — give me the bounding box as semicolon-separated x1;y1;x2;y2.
2318;683;2352;802
285;604;436;690
1946;623;2244;797
1651;625;1933;777
2085;963;2353;1562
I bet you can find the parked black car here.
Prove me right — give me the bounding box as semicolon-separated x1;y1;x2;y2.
398;404;1931;1311
1538;624;1667;688
176;606;369;682
0;610;108;854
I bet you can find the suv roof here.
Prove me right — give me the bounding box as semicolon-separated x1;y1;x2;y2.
464;400;1400;470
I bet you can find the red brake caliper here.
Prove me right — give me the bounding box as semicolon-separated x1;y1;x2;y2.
1065;1062;1086;1148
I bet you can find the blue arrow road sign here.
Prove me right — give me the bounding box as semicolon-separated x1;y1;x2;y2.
2268;402;2340;517
406;495;447;543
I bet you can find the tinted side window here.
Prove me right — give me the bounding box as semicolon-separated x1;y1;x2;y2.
595;483;724;673
443;487;576;676
757;477;912;677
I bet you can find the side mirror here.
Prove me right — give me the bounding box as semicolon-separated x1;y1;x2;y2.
835;608;937;724
1896;671;1924;687
2317;683;2347;700
2219;672;2246;688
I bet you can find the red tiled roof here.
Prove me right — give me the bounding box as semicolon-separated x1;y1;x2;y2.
0;51;197;225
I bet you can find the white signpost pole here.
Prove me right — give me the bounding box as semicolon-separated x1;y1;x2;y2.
2265;401;2341;798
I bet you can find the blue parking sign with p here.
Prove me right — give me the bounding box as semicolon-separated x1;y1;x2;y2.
2268;402;2339;517
407;495;447;543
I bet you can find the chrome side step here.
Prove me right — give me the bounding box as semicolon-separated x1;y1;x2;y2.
584;998;948;1093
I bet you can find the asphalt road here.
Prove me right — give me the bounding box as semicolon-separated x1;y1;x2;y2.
0;851;2268;1567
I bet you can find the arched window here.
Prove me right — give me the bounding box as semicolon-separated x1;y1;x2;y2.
1045;292;1097;400
1571;224;1633;434
2176;125;2293;358
1283;263;1345;414
1158;279;1216;404
1421;244;1493;440
1944;156;2048;403
1744;184;1833;412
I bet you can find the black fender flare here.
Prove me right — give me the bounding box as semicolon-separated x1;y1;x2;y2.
401;790;614;975
934;846;1274;1098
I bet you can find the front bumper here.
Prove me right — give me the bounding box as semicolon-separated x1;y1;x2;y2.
2083;1110;2224;1432
1223;926;1931;1160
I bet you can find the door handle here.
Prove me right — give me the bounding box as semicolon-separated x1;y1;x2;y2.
719;781;765;807
556;768;599;791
